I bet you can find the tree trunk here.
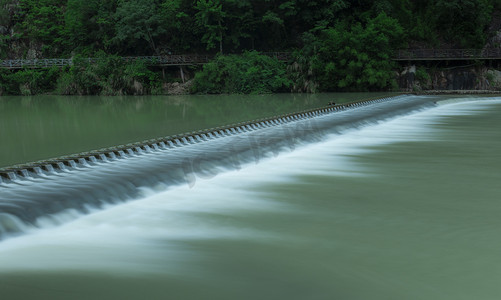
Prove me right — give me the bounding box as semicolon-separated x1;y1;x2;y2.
180;66;185;83
218;20;223;54
146;28;158;55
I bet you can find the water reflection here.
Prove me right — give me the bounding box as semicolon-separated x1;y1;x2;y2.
0;93;393;167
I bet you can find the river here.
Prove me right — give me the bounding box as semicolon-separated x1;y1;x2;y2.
0;94;500;299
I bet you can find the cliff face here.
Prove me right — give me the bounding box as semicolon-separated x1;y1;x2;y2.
398;65;501;91
396;13;501;92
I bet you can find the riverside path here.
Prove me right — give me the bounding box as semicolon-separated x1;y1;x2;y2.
0;53;291;69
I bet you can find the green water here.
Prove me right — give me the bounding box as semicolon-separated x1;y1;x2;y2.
0;93;390;167
0;96;500;299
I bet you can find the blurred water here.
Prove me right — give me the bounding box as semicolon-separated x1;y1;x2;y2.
1;98;501;300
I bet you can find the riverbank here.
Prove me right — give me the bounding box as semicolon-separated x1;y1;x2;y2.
2;1;501;96
0;52;292;96
4;52;501;96
397;64;501;93
415;90;501;95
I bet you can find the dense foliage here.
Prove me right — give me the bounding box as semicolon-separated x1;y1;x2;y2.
0;66;59;95
0;53;159;95
292;12;405;92
192;51;291;94
56;53;160;95
0;0;500;94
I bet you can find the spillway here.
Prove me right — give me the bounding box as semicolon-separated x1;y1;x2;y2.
0;95;438;240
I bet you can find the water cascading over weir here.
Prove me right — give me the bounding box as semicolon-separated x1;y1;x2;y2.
0;95;439;240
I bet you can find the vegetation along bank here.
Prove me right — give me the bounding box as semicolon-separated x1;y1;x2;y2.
2;0;501;95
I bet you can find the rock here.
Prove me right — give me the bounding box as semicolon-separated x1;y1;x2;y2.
486;69;501;89
397;65;501;92
398;65;416;91
164;80;193;95
486;31;501;48
132;80;144;95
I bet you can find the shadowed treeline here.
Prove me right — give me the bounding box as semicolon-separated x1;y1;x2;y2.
1;1;499;93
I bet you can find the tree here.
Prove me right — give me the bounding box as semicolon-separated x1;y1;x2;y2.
19;0;66;56
195;0;226;53
296;12;405;91
434;0;493;47
159;0;201;53
223;0;255;50
114;0;165;55
65;0;101;53
0;0;12;27
0;0;16;58
192;51;291;94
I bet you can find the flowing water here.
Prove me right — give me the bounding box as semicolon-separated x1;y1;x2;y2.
0;94;501;299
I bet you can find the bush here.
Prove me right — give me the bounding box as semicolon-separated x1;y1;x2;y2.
0;67;59;95
415;66;430;83
56;52;159;95
192;51;292;94
293;12;405;92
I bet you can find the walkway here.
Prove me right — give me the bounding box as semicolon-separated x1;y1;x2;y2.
0;53;291;69
3;49;499;69
394;48;501;61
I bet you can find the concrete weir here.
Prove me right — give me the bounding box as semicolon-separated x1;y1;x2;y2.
0;94;438;239
0;94;409;182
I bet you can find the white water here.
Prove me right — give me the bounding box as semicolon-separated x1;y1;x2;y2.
0;99;494;269
1;99;501;300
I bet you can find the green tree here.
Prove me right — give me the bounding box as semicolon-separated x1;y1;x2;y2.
434;0;493;47
195;0;226;53
192;51;292;94
114;0;165;54
224;0;255;50
0;0;15;58
159;0;202;53
65;0;101;54
19;0;66;56
296;12;405;92
0;0;13;27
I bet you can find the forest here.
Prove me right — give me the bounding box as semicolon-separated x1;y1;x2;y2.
1;0;500;95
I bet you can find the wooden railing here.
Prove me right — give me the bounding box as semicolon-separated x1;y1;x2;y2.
0;52;292;69
122;54;214;66
261;52;291;61
5;50;501;68
394;48;501;61
0;58;73;69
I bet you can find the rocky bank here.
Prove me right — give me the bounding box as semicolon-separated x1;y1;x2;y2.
397;65;501;92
